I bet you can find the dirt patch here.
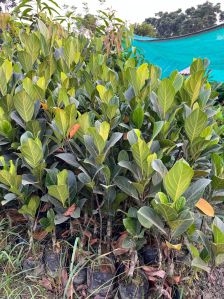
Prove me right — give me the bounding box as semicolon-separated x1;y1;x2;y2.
194;266;224;299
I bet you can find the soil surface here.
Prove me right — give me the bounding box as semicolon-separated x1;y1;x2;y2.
196;266;224;299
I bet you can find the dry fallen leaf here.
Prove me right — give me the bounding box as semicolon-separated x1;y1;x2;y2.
39;277;53;291
7;209;26;224
60;268;68;287
112;232;129;256
90;238;98;246
83;230;92;238
195;198;214;217
165;241;182;251
64;204;76;217
69;124;80;139
173;275;181;284
33;230;48;241
66;281;74;299
142;265;166;280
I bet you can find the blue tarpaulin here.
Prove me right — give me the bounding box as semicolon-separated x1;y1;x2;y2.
133;24;224;82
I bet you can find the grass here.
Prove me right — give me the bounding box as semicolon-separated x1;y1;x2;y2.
0;218;52;299
0;217;151;298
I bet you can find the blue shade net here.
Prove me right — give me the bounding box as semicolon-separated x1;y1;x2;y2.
133;24;224;82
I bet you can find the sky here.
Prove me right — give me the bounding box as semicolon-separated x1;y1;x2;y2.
62;0;224;23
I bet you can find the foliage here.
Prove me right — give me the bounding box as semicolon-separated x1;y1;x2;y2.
145;1;224;38
0;5;223;287
134;22;157;37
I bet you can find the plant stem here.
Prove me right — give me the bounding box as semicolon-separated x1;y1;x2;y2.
107;216;112;251
127;249;138;278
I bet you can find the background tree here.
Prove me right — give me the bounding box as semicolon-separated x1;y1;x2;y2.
77;13;97;33
134;22;157;37
145;1;224;38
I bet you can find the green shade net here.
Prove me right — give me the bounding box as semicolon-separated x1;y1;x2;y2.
133;24;224;82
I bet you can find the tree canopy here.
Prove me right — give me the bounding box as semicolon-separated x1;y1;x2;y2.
145;1;224;38
134;22;157;37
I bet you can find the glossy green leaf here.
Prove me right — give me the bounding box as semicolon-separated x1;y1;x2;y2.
185;109;207;143
54;109;69;137
185;71;204;106
48;185;69;207
137;206;167;234
131;139;150;177
192;256;210;272
114;176;139;200
170;210;194;238
20;137;43;168
132;104;144;129
14;90;34;122
157;78;175;118
164;159;194;201
136;63;149;91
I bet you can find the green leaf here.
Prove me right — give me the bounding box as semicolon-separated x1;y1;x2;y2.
98;121;110;141
20;137;43;168
14;90;34;122
132;104;144;129
48;185;69;207
137;206;167;234
151;159;168;179
136;63;149;91
0;60;13;96
197;230;212;256
40;209;55;233
184;178;211;207
157;78;175;118
77;113;91;142
19;196;40;218
54;109;69;137
131;139;150;177
153;202;178;222
2;60;13;82
164;159;194;201
20;32;40;64
57;169;68;186
190;58;204;74
185;109;207;143
192;256;210;272
26;120;41;138
170;210;194;238
38;19;49;40
170;72;183;92
0;170;13;187
212;217;224;244
104;132;123;155
65;104;77;131
152;121;164;140
114;176;139;200
18;51;33;73
96;85;113;104
118;161;139;179
64;37;79;67
123;217;141;236
174;196;186;212
212;176;224;190
185;71;204;106
56;153;79;167
88;127;105;154
212;154;224;177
